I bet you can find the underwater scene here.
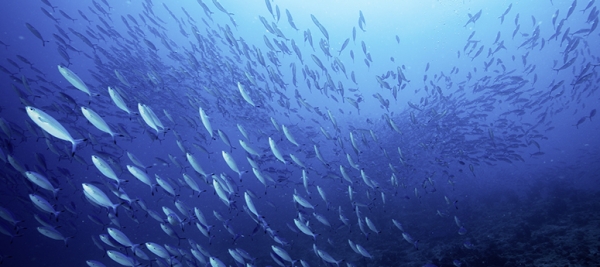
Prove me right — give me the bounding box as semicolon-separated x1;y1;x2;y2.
0;0;599;266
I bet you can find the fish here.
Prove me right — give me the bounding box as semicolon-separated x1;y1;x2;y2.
57;65;91;96
82;183;120;214
199;107;214;139
358;10;367;31
37;226;70;246
365;216;380;234
347;153;360;170
24;171;61;198
217;129;232;150
114;70;131;87
553;57;576;72
244;191;260;217
126;165;156;193
454;216;463;227
293;193;315;209
268;137;286;164
25;23;49;46
293;218;318;240
222;151;244;179
155;174;177;196
285;9;299;31
264;0;273;17
313;212;331;227
59;10;76;22
41;0;57;12
311;54;326;72
498;4;512;24
183;173;203;195
349;132;360;154
566;0;577;20
339;165;353;184
348;239;360;254
281;124;300;146
228;249;245;264
259;16;274;34
239;139;260;156
143;39;157;51
107;227;139;253
236;124;249;140
108;87;131;115
145;242;170;259
107;250;138;267
186;152;209;177
81;106;118;142
316;249;341;266
209;256;226;267
142;104;164;131
316;185;329;207
0;206;22;226
251;167;268;188
337;37;350;54
289;153;306;169
402;232;419;249
361;41;367;55
574;116;587;128
272;245;294;264
26;106;84;155
471;45;484;60
304;29;314;50
314;144;328;166
392;219;404;232
464;9;482;27
213;179;233;207
126;151;150;169
355;243;373;259
86;260;106;267
197;0;214;16
301;169;310;195
138;103;159;133
211;0;233;15
310;14;329;40
237;82;256;107
29;194;61;219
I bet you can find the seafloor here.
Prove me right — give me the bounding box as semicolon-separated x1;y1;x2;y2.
406;180;600;267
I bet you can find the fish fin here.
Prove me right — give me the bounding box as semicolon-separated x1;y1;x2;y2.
71;139;85;156
53;188;62;199
64;236;73;247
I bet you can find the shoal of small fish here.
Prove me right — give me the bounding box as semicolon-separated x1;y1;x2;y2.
0;0;598;267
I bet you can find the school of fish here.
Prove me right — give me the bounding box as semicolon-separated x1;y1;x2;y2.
0;0;598;266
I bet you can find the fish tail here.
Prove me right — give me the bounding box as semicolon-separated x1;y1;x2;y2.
112;204;120;216
53;188;62;199
54;210;62;221
131;244;140;255
64;236;73;247
239;171;246;182
71;139;85;155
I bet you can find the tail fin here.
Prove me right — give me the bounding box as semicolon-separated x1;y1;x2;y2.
71;139;85;156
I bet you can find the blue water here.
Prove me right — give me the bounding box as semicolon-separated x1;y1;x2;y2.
0;0;599;266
